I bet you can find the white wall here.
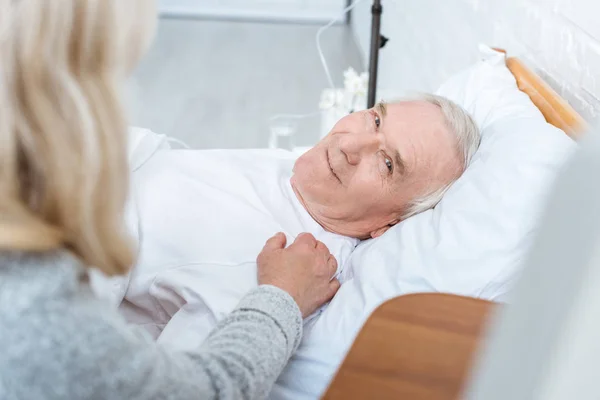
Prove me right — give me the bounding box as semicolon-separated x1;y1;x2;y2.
352;0;600;120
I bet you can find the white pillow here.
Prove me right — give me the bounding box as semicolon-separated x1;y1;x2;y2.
345;46;576;306
271;46;577;399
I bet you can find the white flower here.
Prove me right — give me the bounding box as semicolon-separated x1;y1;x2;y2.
343;67;358;87
343;67;369;96
321;68;369;113
358;72;369;93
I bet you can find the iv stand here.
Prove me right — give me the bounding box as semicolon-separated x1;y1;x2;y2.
366;0;387;109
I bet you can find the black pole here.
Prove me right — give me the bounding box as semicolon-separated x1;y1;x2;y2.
345;0;352;24
367;0;382;109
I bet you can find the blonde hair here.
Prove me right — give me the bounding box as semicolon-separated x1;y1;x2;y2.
0;0;156;275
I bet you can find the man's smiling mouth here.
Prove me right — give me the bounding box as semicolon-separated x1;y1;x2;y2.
326;149;342;184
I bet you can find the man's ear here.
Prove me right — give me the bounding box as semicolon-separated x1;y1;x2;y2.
370;220;400;239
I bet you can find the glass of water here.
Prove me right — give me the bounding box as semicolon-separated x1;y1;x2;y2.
268;116;298;151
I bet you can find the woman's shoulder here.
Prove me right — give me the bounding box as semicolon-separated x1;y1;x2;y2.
0;250;98;310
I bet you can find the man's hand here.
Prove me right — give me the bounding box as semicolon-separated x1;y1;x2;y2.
257;232;340;318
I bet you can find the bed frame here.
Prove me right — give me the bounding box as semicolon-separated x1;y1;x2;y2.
322;53;587;400
503;54;587;138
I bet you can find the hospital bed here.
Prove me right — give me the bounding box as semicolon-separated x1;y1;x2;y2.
121;45;580;399
322;51;586;400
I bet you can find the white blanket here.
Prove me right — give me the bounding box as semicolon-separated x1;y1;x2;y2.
121;147;359;349
90;127;171;306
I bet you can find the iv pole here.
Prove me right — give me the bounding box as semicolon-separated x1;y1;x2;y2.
366;0;387;109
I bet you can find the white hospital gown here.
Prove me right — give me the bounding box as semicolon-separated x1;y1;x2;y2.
120;148;359;351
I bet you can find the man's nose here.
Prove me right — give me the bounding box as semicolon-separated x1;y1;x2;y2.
340;133;379;165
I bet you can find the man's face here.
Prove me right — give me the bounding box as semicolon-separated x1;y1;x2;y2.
291;100;463;239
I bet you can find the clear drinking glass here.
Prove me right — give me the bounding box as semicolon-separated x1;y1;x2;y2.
268;116;298;151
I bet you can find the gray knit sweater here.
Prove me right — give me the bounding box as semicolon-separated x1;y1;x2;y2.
0;251;303;400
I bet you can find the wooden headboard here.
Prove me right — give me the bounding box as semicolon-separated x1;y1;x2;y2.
500;52;587;138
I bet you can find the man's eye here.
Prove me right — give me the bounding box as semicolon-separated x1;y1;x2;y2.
385;157;393;173
374;114;381;128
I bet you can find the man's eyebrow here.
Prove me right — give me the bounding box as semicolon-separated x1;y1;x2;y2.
394;150;406;176
376;101;387;117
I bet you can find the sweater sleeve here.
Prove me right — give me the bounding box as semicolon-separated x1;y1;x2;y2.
11;285;303;400
191;285;304;399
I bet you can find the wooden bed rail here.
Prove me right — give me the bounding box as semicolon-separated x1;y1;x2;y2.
493;48;587;138
323;293;495;400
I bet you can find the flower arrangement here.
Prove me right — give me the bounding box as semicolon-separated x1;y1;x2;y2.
319;67;369;112
319;67;369;137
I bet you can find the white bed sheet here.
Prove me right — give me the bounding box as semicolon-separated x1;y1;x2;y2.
120;147;358;348
90;127;171;306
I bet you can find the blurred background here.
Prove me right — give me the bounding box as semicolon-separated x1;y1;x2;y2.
130;0;363;149
130;0;600;148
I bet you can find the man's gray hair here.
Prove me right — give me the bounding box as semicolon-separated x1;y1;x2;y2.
401;93;481;219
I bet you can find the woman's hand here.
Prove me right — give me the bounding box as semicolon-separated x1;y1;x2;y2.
257;232;340;318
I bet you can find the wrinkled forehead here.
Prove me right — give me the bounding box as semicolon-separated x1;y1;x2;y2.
385;101;457;156
385;100;461;177
385;100;449;140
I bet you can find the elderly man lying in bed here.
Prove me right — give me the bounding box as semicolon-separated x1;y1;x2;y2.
120;94;480;350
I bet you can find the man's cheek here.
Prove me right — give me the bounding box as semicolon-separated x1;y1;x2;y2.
302;161;326;189
321;184;342;205
358;181;383;205
295;153;316;177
